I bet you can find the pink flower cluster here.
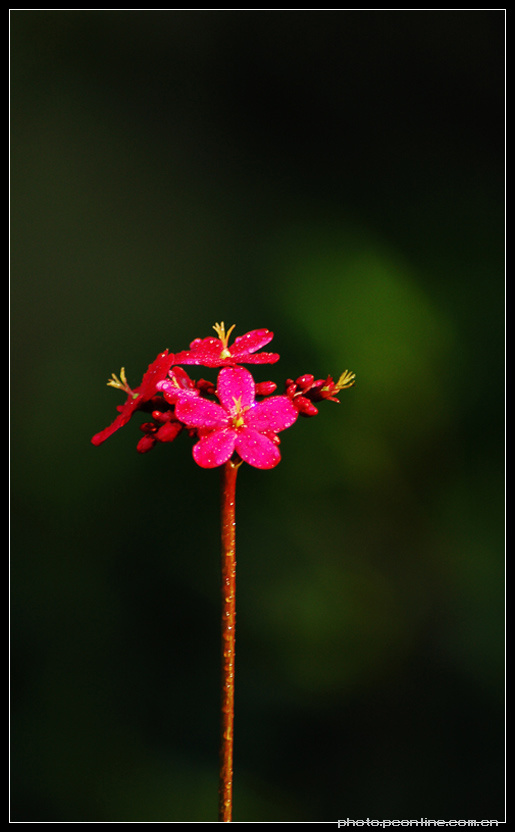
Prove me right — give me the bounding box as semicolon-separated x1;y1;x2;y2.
91;323;355;469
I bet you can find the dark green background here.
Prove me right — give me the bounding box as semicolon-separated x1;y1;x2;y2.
11;10;505;822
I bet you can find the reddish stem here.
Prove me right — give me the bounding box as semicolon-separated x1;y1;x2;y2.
219;458;239;822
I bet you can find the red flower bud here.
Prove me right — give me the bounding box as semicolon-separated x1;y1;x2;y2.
156;421;183;443
255;381;277;396
293;396;319;417
137;434;157;453
295;374;315;390
196;378;216;395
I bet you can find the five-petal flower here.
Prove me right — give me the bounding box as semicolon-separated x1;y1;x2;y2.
175;367;298;469
172;323;279;368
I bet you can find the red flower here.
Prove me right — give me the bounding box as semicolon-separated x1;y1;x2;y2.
175;367;298;469
286;370;356;416
172;322;280;368
91;350;175;446
308;371;356;402
90;326;355;458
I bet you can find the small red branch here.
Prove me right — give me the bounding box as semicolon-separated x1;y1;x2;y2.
219;459;239;822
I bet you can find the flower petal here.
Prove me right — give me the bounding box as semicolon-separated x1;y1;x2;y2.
192;428;236;468
175;396;228;429
173;337;223;367
235;428;281;469
216;367;255;412
91;410;133;446
232;328;273;353
157;376;199;405
136;350;175;398
235;351;280;365
245;396;298;433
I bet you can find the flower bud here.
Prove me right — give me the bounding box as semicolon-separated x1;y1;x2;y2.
255;381;277;396
295;374;315;390
156;422;183;443
136;434;157;453
196;378;216;395
293;396;319;416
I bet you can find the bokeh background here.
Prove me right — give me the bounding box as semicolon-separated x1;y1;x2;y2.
10;10;505;822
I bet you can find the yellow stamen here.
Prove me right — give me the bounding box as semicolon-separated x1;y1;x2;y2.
334;370;356;390
231;396;247;429
213;322;236;358
107;367;134;396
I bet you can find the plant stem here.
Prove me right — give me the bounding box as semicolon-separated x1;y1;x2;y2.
219;458;239;822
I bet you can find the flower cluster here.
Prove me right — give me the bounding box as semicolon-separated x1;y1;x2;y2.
91;323;355;469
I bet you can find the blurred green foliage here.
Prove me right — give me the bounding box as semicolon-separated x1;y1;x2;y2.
11;10;504;822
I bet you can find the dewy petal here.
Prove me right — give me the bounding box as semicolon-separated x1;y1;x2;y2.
173;337;223;367
245;396;298;433
136;350;175;398
175;396;228;430
193;428;237;468
231;328;274;354
230;329;279;364
157;367;200;404
157;378;193;404
216;367;255;412
235;428;281;469
233;350;280;365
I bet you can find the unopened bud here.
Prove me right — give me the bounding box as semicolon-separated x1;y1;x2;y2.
295;374;315;390
294;396;319;417
255;381;277;396
156;422;183;443
196;379;216;395
136;434;156;453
